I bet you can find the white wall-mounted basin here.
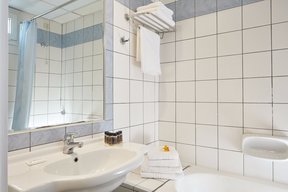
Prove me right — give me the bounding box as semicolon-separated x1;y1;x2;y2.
242;134;288;161
8;140;147;192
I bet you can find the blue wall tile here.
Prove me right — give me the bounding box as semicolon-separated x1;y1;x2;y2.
195;0;216;17
217;0;241;11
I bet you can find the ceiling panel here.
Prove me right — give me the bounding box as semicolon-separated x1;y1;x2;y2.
21;1;54;16
73;1;103;16
43;8;68;20
42;0;71;6
53;12;80;24
63;0;97;11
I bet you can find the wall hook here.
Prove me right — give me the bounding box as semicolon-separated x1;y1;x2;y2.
120;37;129;44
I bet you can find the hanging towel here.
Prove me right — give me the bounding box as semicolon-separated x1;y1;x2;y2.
148;146;179;160
136;26;161;76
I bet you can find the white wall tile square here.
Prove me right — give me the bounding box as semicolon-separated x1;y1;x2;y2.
273;49;288;76
176;123;195;145
113;1;130;30
144;82;155;102
113;26;129;55
159;122;175;142
176;18;195;40
196;147;218;169
176;39;195;61
218;31;242;56
176;82;195;102
196;81;217;102
272;22;288;49
130;103;143;126
244;104;272;129
244;155;273;180
196;35;217;59
113;52;129;78
243;51;271;78
196;103;217;125
219;126;242;151
219;104;242;127
218;7;241;33
130;80;143;103
177;143;195;165
273;104;288;131
160;63;175;82
243;0;270;28
195;13;216;37
273;77;288;103
144;123;155;144
176;103;195;123
219;150;243;175
196;58;217;80
144;103;155;123
160;43;175;63
176;60;195;81
218;79;242;102
159;102;175;121
244;78;272;102
243;26;271;53
196;125;217;148
113;104;129;129
159;83;175;102
130;125;144;144
113;78;129;103
218;55;242;79
272;0;288;23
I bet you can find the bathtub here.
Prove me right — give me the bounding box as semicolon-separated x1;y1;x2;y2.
176;166;288;192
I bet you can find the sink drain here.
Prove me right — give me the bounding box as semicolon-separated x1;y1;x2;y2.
74;157;79;162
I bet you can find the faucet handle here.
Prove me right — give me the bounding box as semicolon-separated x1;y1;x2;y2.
64;132;77;142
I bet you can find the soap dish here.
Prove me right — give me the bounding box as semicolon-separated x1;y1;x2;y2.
242;134;288;161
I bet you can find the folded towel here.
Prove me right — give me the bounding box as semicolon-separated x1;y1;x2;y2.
141;158;183;174
148;146;179;160
147;159;181;167
141;171;184;180
137;2;174;17
136;26;161;76
137;10;175;29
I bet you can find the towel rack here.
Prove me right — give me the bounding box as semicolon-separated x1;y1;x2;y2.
125;12;175;35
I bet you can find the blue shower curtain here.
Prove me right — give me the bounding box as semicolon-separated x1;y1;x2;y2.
12;21;37;131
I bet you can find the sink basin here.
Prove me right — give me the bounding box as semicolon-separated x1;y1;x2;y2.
44;148;137;176
8;142;147;192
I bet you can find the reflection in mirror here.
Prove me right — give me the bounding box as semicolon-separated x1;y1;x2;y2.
8;0;104;132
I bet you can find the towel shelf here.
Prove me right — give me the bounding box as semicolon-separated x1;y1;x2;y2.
125;12;175;34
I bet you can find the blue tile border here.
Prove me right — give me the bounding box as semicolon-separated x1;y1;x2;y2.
117;0;264;22
37;23;103;49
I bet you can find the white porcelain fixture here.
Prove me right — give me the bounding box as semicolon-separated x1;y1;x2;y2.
8;139;147;192
242;134;288;161
176;166;288;192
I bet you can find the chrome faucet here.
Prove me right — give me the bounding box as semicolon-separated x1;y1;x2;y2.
63;133;83;154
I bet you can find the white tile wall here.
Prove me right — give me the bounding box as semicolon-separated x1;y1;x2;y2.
159;0;288;185
112;1;159;145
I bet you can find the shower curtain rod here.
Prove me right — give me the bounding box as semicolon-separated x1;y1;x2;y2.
30;0;78;21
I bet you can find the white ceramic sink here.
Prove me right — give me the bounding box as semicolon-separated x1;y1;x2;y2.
8;140;147;192
44;148;137;176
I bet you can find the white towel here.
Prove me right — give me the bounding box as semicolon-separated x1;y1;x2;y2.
147;159;181;167
136;26;161;76
141;159;183;174
148;146;179;160
137;11;175;30
141;171;184;180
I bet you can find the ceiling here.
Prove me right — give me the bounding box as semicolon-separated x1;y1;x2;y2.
8;0;103;23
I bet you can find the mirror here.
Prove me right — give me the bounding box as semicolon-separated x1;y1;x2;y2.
8;0;104;132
